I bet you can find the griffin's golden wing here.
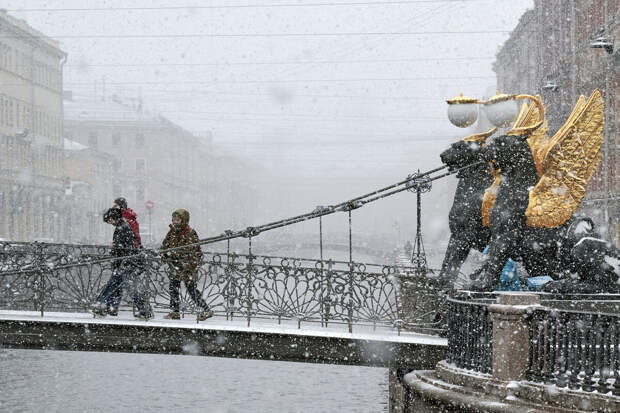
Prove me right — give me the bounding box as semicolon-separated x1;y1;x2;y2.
526;90;605;228
507;95;549;176
528;118;549;177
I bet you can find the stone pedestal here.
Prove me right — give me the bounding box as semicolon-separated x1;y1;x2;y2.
398;292;620;412
488;292;540;381
403;361;620;413
389;367;407;413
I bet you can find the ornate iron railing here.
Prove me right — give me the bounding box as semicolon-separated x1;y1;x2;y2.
527;307;620;395
446;293;493;374
0;241;445;334
446;291;620;388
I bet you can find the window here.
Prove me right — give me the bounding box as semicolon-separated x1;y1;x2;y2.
6;46;12;72
136;159;146;174
8;100;13;127
15;50;21;76
34;62;40;84
24;107;30;131
112;132;121;146
20;52;27;78
136;133;145;147
35;110;40;134
136;182;145;201
88;131;98;148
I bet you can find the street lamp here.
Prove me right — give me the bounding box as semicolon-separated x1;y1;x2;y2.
590;33;614;54
542;80;560;92
15;128;29;139
483;92;545;132
145;200;154;245
447;91;545;133
482;92;521;128
446;93;480;128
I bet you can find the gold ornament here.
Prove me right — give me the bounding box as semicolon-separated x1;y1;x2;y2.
462;127;497;144
525;90;605;228
481;168;501;227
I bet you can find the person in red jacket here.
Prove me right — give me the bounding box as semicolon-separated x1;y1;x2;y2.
113;197;141;249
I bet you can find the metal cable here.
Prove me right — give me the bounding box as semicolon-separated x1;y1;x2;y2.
0;162;481;276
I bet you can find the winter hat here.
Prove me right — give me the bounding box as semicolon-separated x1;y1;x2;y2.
103;207;123;223
172;209;190;226
114;197;128;210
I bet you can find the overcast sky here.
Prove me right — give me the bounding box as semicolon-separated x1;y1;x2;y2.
6;0;534;248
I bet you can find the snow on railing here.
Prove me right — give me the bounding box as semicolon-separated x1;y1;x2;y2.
0;241;446;334
446;291;620;396
446;293;493;374
527;307;620;395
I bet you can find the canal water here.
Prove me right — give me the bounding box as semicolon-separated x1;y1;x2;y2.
0;349;389;412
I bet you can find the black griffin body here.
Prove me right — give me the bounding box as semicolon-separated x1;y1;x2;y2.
472;134;564;287
437;140;493;283
470;134;618;292
542;221;620;294
483;134;538;235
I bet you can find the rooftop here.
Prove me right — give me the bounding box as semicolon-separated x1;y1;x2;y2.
64;94;165;124
0;10;65;56
63;137;88;151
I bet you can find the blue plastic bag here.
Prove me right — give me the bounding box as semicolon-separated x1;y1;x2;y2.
496;258;522;291
481;246;522;291
527;275;553;291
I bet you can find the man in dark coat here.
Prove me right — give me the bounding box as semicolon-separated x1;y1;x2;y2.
91;207;153;320
160;209;213;320
114;197;141;249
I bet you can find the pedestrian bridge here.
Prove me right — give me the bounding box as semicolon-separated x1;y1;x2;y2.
0;240;447;372
0;310;445;370
0;168;451;373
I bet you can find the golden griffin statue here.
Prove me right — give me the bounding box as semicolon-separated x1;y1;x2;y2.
480;90;605;229
441;88;611;292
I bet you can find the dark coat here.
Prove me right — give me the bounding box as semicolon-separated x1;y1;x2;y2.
111;220;138;270
161;210;203;281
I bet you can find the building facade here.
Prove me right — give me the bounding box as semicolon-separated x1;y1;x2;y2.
63;94;260;245
494;0;619;245
0;11;263;245
0;11;66;241
63;137;114;244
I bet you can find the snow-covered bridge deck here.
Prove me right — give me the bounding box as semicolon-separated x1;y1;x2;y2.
0;310;446;370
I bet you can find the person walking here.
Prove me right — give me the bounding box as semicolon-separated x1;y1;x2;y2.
91;207;153;320
113;196;149;305
160;209;213;321
113;197;141;249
